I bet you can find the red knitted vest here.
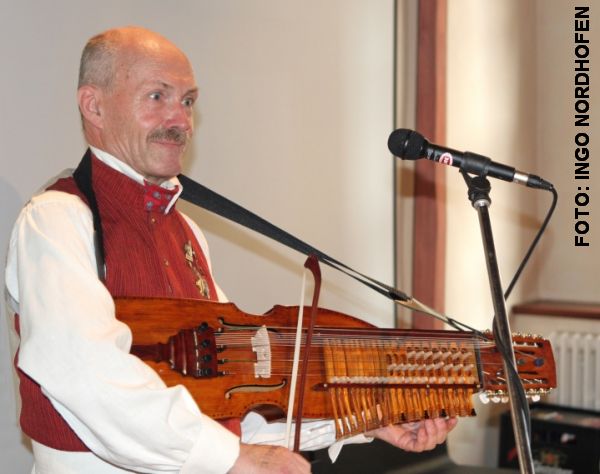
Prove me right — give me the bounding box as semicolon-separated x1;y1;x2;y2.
16;154;240;451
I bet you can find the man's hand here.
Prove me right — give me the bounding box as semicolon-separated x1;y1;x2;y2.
228;443;311;474
367;417;458;452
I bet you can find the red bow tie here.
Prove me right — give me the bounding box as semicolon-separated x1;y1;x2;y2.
143;181;179;212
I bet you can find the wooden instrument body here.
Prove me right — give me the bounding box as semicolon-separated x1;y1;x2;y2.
115;297;556;437
116;297;369;420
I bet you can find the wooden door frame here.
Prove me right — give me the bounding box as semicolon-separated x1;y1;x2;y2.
412;0;447;329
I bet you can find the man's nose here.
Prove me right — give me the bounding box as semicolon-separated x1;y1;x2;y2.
165;102;193;132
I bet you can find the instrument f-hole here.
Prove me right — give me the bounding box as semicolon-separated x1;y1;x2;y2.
224;379;287;399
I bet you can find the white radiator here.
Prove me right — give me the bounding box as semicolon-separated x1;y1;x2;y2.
548;331;600;410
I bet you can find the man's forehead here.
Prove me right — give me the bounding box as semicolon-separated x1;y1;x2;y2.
138;78;199;95
118;51;196;85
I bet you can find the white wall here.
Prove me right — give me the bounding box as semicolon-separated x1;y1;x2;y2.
445;0;599;467
445;0;538;465
181;2;396;324
0;1;395;471
535;1;599;301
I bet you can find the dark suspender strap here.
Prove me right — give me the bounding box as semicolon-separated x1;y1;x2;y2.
177;174;409;302
73;149;106;281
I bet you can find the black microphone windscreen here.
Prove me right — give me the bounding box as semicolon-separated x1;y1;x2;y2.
388;129;426;160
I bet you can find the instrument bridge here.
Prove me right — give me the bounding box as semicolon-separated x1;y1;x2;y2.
251;326;271;378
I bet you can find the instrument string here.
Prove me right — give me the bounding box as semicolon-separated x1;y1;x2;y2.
217;361;511;371
215;333;494;344
213;333;541;359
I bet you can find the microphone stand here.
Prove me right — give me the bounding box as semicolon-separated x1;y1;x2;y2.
461;172;535;474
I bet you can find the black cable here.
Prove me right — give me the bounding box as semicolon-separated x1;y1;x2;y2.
493;184;558;438
504;186;558;300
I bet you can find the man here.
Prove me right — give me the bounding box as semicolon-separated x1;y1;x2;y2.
5;26;456;473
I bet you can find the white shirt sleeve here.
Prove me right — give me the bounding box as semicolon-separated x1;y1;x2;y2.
5;190;239;474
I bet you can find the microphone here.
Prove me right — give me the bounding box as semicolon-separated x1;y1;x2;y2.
388;129;553;191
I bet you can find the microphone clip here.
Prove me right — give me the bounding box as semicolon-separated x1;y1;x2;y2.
461;170;492;209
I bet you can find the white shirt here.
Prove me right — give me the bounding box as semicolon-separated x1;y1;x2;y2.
5;148;368;474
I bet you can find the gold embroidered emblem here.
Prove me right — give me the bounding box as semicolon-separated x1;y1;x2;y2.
184;242;195;262
184;240;211;299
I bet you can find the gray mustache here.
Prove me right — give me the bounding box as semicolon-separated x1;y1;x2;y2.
148;127;188;145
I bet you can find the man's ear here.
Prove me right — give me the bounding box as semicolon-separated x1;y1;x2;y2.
77;85;104;129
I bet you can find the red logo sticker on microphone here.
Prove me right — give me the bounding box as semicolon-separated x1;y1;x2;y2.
439;152;453;166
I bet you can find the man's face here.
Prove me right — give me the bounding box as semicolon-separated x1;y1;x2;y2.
99;45;198;183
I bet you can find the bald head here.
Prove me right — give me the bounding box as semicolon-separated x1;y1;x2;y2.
78;26;189;91
77;26;198;183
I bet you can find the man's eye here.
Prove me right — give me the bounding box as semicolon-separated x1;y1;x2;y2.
182;97;195;107
149;92;162;100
